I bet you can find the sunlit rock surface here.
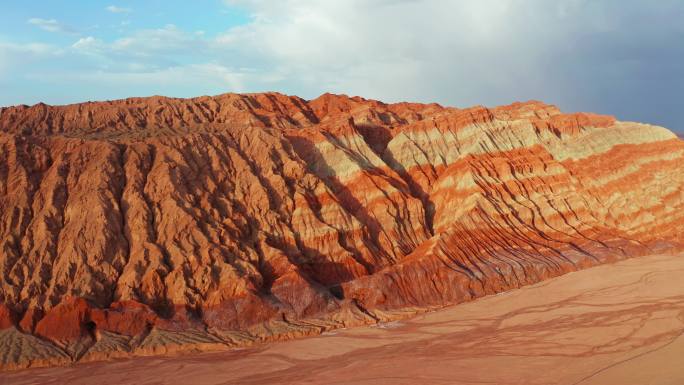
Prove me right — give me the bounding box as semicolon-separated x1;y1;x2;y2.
0;92;682;369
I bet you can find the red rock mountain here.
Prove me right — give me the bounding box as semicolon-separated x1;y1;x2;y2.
0;92;682;369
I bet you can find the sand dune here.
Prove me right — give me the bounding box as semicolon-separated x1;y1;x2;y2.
4;252;683;385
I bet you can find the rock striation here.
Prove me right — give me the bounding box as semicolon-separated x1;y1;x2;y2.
0;92;682;369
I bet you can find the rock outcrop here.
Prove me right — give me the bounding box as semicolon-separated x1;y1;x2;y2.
0;92;682;369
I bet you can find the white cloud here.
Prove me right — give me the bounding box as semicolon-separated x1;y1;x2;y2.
72;36;105;53
111;24;205;56
213;0;684;109
5;1;683;129
106;5;132;14
0;42;61;56
69;25;205;71
78;64;241;86
30;1;579;104
214;0;545;103
0;41;63;80
28;63;247;95
27;18;78;35
67;27;232;79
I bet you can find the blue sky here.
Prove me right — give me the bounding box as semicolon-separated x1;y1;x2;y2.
0;1;251;102
1;0;682;133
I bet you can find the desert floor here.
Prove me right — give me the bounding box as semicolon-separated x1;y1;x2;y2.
4;252;684;385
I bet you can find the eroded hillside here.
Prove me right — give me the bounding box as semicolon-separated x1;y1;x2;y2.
0;92;682;369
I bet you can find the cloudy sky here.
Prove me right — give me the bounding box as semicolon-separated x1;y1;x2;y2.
1;0;682;132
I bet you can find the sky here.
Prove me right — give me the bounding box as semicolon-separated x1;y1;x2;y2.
0;0;682;133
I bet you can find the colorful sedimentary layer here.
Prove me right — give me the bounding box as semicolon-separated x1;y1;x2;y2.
0;92;682;369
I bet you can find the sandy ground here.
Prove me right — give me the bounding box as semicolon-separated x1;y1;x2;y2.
3;253;684;385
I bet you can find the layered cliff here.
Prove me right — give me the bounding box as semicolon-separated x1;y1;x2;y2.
0;92;682;369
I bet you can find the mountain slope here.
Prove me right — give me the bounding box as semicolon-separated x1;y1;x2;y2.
0;92;682;369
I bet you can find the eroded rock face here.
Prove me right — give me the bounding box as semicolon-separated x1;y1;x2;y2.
0;92;682;369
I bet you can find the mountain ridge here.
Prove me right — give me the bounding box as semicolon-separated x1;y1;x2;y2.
0;92;682;370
